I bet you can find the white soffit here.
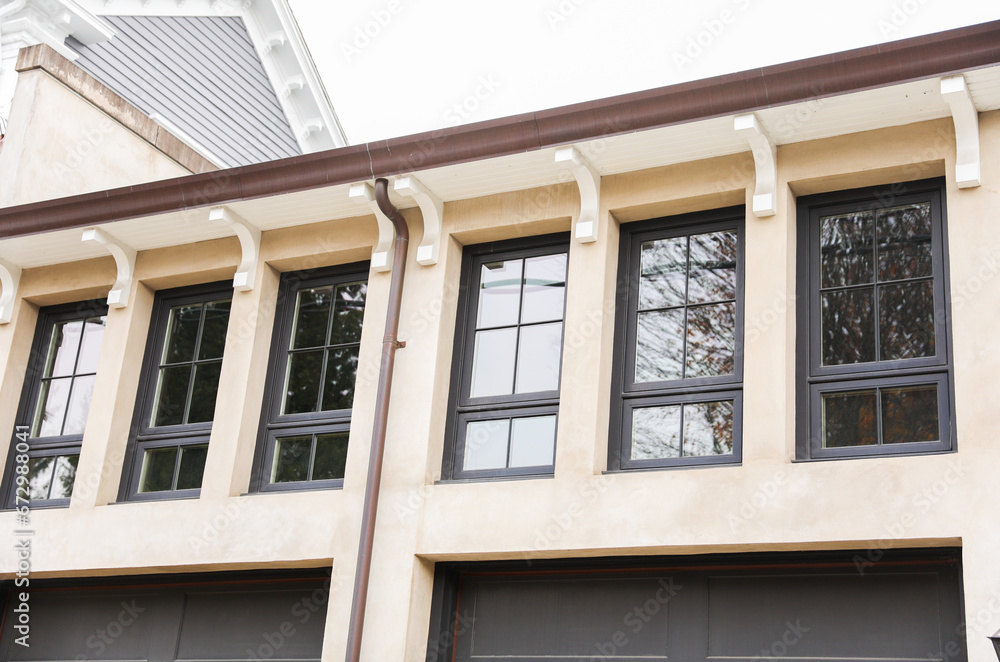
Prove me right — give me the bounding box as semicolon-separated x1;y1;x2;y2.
4;64;1000;269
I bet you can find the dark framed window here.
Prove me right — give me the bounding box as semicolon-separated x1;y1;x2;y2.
796;178;954;459
120;282;232;500
609;208;744;471
1;301;107;509
442;234;569;480
251;264;368;492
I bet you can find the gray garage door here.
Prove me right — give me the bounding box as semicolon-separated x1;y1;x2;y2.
431;552;965;662
0;572;330;661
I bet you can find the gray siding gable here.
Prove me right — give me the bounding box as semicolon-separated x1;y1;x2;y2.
67;15;301;167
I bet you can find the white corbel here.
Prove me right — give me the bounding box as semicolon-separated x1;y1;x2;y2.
393;176;443;266
81;228;135;309
0;258;22;325
349;183;395;272
282;75;305;99
940;75;981;189
734;113;777;217
210;206;260;292
554;146;600;243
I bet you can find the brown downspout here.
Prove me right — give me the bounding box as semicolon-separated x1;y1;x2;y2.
345;177;409;662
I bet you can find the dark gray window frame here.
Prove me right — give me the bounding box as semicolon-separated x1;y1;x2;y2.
442;233;570;481
609;208;745;471
795;178;955;460
250;262;369;493
119;281;231;502
1;300;107;510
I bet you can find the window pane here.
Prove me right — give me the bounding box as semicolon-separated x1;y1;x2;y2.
312;433;349;480
163;305;202;364
882;385;939;444
515;322;562;394
509;415;556;468
292;287;333;349
330;282;367;345
34;377;71;437
688;231;737;305
822;390;878;448
27;456;56;500
477;260;523;329
139;447;178;492
283;350;324;415
821;288;875;365
76;317;107;374
47;320;83;377
635;309;684;382
521;254;567;324
63;374;96;436
153;365;193;427
639;237;686;310
321;346;359;411
464;419;510;471
685;303;735;378
175;445;208;490
49;454;78;499
197;300;232;360
470;327;517;398
631;405;681;460
188;362;222;424
879;281;935;360
683;401;734;456
821;212;874;288
877;203;933;282
272;436;312;483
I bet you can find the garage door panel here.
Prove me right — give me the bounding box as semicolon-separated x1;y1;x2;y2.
706;573;944;662
7;591;160;661
175;588;326;661
461;577;673;660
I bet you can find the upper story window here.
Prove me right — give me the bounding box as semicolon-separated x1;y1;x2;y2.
443;234;569;480
796;178;953;459
2;301;107;508
609;208;744;470
251;264;368;491
120;283;231;500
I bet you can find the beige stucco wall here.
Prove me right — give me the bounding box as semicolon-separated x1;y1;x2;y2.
0;63;193;206
0;115;998;661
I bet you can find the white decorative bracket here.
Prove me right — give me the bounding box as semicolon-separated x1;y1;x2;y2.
349;183;395;273
394;176;443;266
940;75;981;189
554;146;600;243
734;113;777;217
82;228;136;309
0;258;22;325
210;206;261;292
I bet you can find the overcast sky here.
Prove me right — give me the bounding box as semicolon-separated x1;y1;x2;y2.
288;0;1000;145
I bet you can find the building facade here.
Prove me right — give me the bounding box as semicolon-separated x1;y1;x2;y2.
0;19;999;662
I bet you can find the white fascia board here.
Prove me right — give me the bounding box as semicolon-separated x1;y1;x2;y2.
78;0;244;17
243;0;348;151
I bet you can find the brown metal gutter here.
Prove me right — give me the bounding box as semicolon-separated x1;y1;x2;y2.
2;19;1000;239
344;178;408;662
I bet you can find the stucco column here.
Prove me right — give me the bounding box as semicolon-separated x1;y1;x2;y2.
199;263;279;499
741;163;796;464
72;280;154;508
555;205;620;478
